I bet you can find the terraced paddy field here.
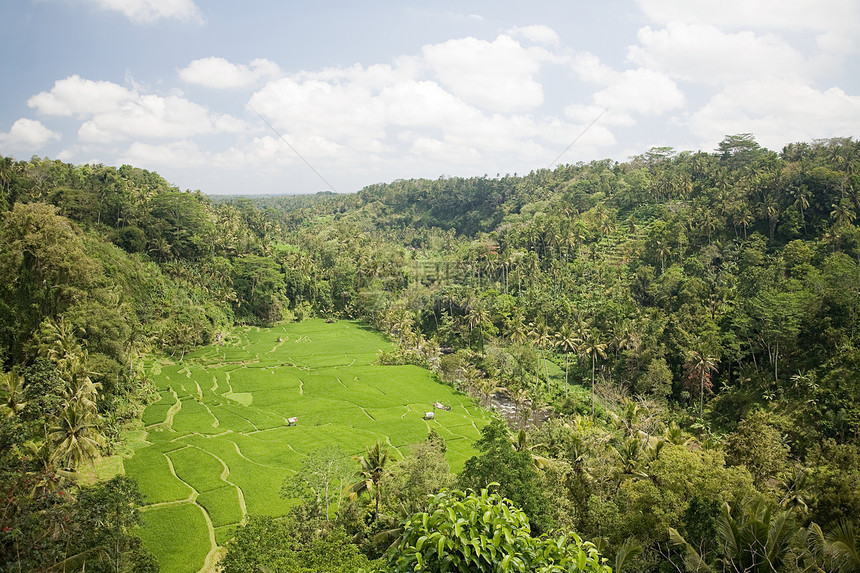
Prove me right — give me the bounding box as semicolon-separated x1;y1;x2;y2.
125;320;490;573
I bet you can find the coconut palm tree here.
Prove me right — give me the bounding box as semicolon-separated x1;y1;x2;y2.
0;370;26;418
347;440;391;521
580;330;607;416
831;198;857;228
510;387;531;429
38;316;84;376
670;497;800;573
467;302;492;356
555;324;580;397
685;349;718;418
802;520;860;573
50;401;104;471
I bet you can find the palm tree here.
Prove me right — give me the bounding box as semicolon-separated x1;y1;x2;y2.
50;401;105;471
670;497;800;573
580;330;607;416
0;370;27;418
831;198;857;228
63;353;102;415
510;387;531;429
685;349;718;418
347;440;391;521
512;428;551;469
802;520;860;573
38;316;84;376
467;302;492;356
529;320;553;392
791;185;810;233
555;324;580;397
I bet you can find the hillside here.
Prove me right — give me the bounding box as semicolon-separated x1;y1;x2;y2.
1;134;859;572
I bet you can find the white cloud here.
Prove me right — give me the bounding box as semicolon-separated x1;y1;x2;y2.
628;23;810;84
28;75;133;116
249;76;386;146
118;140;206;168
565;104;634;127
179;57;281;89
636;0;859;33
595;69;684;114
28;75;245;143
237;26;632;183
88;0;203;24
79;94;246;142
688;79;860;150
422;35;549;112
572;52;619;85
246;30;613;175
636;0;860;56
0;118;61;150
572;53;684;116
508;25;561;47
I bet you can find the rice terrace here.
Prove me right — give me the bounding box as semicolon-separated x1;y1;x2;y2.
124;319;489;573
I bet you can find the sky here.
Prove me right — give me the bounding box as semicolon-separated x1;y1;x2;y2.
1;1;859;195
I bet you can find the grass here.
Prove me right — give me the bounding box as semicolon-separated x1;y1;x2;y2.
138;504;211;573
196;486;243;528
126;319;491;573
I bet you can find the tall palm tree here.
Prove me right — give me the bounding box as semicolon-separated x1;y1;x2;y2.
50;401;104;471
38;316;84;376
685;349;718;418
580;330;607;416
347;440;391;521
63;353;102;415
467;303;492;356
555;324;580;397
510;387;531;430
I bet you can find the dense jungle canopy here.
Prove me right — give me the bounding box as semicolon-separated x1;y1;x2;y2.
1;134;859;572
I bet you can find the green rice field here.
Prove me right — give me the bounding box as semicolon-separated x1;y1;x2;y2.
126;320;490;573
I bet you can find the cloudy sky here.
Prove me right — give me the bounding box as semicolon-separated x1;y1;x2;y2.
1;1;859;195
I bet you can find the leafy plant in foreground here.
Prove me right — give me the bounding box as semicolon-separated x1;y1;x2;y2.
385;487;611;573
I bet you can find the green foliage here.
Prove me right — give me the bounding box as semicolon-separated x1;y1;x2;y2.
220;515;372;573
385;487;611;573
3;135;860;573
459;418;555;534
669;496;799;573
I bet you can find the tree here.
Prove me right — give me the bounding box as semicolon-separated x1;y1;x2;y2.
831;198;857;228
801;520;860;573
669;497;800;573
0;202;98;360
556;323;580;397
459;418;554;534
220;516;370;573
49;400;104;471
232;254;287;324
282;446;351;520
684;349;718;418
385;487;611;573
580;330;607;417
348;440;391;521
0;369;26;418
73;476;159;573
724;411;790;489
383;438;454;518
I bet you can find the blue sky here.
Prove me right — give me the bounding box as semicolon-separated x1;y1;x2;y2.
1;0;859;195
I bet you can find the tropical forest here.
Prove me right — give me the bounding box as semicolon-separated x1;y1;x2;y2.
1;133;860;573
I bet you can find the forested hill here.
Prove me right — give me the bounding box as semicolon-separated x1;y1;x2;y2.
1;134;860;572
